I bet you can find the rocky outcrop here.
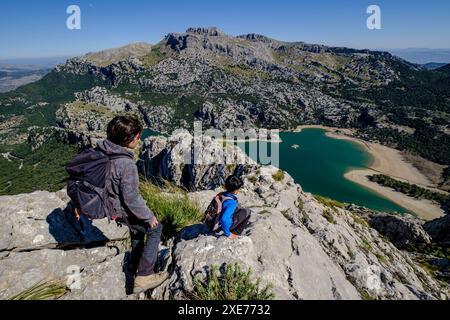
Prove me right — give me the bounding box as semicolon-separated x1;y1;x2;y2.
367;213;432;248
186;27;226;37
27;126;97;150
139;131;258;191
424;214;450;244
74;87;139;113
0;190;127;253
153;212;360;300
0;190;132;300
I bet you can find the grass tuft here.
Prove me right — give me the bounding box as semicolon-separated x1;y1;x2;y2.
191;263;274;300
314;195;346;211
140;180;203;239
8;279;68;300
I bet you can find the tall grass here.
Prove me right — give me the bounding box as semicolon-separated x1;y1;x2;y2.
8;279;68;300
140;180;204;239
191;263;274;300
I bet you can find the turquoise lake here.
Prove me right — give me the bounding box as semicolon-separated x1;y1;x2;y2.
143;128;408;213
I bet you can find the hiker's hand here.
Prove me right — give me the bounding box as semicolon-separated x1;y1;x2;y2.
149;217;159;228
228;233;239;240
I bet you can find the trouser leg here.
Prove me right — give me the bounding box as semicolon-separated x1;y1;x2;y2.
130;229;145;270
136;223;163;277
230;208;252;235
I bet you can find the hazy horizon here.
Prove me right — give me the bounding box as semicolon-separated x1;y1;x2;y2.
1;0;450;61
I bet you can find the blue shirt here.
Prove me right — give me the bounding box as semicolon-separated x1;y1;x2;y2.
219;192;238;237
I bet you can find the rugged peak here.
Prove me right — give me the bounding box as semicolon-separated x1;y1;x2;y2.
237;33;276;43
185;27;226;37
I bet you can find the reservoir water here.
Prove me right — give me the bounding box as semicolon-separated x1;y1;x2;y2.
142;128;408;213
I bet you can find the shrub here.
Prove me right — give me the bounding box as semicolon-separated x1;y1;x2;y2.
314;195;346;211
8;280;68;300
322;209;336;224
272;170;285;182
191;263;274;300
404;243;450;260
352;214;370;228
140;180;203;239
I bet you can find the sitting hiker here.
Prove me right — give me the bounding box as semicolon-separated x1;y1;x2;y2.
204;175;252;240
98;116;168;293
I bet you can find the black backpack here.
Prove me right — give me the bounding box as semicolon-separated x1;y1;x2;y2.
203;193;235;231
65;148;132;221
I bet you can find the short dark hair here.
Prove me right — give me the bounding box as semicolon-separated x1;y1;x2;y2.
225;175;244;193
107;115;143;147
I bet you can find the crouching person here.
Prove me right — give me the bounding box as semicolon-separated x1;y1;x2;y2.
203;175;252;239
99;116;168;293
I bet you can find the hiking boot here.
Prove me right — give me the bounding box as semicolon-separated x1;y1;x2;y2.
133;272;169;294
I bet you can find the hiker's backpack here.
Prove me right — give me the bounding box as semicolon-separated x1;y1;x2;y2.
203;193;235;231
65;148;131;221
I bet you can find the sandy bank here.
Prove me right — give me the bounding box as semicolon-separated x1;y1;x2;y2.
295;125;446;220
345;169;444;220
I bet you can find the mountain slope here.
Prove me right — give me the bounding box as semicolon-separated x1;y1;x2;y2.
83;42;153;67
0;133;448;300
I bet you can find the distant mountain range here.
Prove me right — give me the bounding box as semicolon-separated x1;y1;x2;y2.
387;48;450;65
421;62;448;70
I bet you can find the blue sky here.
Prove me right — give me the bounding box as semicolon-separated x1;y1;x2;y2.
0;0;449;59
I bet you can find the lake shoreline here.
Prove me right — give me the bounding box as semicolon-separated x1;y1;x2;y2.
294;125;445;221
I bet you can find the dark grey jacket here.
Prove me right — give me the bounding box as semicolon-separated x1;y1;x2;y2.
97;139;154;223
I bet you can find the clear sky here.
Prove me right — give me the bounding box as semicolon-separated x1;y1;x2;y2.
0;0;449;59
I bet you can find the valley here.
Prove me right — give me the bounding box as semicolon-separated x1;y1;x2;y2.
0;27;448;217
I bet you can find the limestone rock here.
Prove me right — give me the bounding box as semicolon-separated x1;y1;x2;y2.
140;131;258;191
368;214;432;248
424;214;450;244
0;246;119;299
153;210;360;300
0;190;127;252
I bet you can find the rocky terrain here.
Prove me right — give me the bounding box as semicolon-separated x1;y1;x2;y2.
0;132;448;300
3;27;448;140
53;27;404;132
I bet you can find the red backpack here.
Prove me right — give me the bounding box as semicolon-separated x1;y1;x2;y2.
203;193;234;231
